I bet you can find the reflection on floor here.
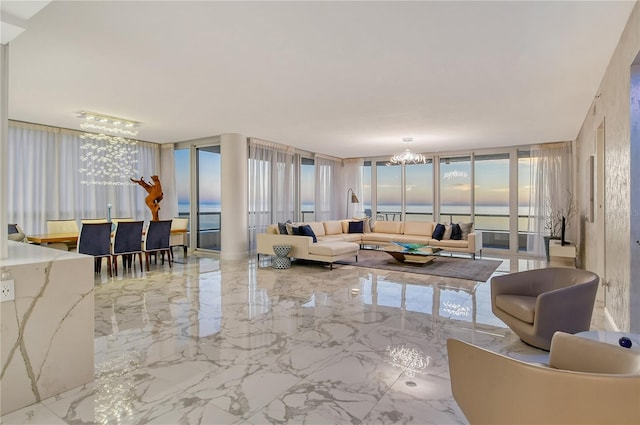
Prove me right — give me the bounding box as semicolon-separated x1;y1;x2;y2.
1;252;604;424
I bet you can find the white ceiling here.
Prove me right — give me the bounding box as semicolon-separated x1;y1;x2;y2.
5;0;636;158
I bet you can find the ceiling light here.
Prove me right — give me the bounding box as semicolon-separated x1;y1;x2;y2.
388;148;426;166
77;111;141;185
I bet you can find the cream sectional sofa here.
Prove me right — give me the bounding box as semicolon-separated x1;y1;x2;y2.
257;220;482;266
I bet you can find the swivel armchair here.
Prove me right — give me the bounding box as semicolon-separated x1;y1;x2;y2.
491;267;599;350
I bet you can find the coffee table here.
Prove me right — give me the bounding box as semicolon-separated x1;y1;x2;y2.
380;243;442;265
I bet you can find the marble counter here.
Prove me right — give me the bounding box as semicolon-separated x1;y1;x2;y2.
0;241;94;415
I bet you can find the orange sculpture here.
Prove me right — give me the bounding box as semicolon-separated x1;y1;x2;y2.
131;175;164;221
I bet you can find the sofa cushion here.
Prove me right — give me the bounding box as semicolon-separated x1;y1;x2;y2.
432;223;445;240
459;222;474;240
495;295;536;324
340;233;363;242
430;239;468;249
362;233;396;243
443;223;452;239
393;234;431;244
278;220;291;235
374;221;403;234
266;224;279;235
403;221;432;236
451;223;462;240
348;221;364;233
307;222;326;236
324;220;343;235
299;224;317;242
309;241;359;256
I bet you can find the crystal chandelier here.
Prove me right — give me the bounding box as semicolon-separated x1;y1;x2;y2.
78;111;141;185
388;149;427;165
387;138;426;165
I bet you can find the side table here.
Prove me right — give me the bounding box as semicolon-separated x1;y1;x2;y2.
272;245;292;269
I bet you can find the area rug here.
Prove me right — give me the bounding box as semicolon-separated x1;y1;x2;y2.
337;249;502;282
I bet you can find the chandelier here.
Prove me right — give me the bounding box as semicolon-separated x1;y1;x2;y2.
388;149;427;165
387;138;426;165
78;111;141;186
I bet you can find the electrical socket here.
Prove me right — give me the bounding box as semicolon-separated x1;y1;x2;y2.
1;280;15;302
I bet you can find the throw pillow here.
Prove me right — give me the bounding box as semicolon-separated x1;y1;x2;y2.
432;223;446;241
348;221;364;234
291;226;301;236
443;223;452;240
459;222;474;240
278;220;292;235
299;224;317;243
451;223;462;240
352;216;371;233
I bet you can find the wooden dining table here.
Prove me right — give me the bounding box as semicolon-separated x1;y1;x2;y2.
27;229;187;246
27;232;79;246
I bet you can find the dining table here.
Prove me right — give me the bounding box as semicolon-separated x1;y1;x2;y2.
27;232;79;246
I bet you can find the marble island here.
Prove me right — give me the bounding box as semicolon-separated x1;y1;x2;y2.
0;241;94;415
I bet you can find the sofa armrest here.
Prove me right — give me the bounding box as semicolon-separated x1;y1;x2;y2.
257;233;313;258
534;280;598;337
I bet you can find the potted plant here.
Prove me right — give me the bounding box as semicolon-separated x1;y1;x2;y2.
544;192;577;260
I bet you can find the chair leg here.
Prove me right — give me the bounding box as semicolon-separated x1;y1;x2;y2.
107;257;112;278
145;253;150;271
138;252;143;271
183;245;187;257
113;255;118;276
167;249;172;268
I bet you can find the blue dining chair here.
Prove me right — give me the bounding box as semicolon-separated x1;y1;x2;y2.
78;222;113;277
111;221;144;275
142;220;172;271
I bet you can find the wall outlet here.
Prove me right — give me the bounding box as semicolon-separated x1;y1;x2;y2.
1;280;15;302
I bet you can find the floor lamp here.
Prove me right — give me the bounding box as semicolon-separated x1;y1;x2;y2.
346;188;359;218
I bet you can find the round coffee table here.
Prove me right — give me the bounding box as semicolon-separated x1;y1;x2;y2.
272;245;292;269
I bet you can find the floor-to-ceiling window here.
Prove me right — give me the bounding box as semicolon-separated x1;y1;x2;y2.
518;149;535;253
362;161;372;218
405;160;434;222
196;146;221;251
474;153;510;250
300;157;314;222
439;156;471;223
376;161;402;220
175;148;190;223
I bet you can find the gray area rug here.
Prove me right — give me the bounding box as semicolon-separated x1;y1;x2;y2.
337;249;502;282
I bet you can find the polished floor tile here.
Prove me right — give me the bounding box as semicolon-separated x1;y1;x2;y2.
1;252;597;424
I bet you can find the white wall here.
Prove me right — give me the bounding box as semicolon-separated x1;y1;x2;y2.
575;1;640;332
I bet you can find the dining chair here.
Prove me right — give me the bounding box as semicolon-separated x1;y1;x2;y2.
169;217;189;259
111;221;144;276
46;219;79;251
78;222;113;277
142;220;172;271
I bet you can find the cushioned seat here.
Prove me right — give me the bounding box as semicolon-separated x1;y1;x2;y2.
308;241;358;256
448;332;640;425
491;267;599;350
495;295;536;323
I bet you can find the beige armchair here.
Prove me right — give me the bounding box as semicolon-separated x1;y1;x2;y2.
448;332;640;425
491;267;599;350
46;219;79;251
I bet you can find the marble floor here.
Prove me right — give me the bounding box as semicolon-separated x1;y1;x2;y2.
1;251;604;425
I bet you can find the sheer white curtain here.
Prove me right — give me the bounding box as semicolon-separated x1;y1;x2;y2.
314;155;342;221
343;158;364;218
7;121;160;234
248;138;295;252
527;141;574;256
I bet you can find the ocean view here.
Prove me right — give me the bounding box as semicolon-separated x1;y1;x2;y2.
179;202;533;232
